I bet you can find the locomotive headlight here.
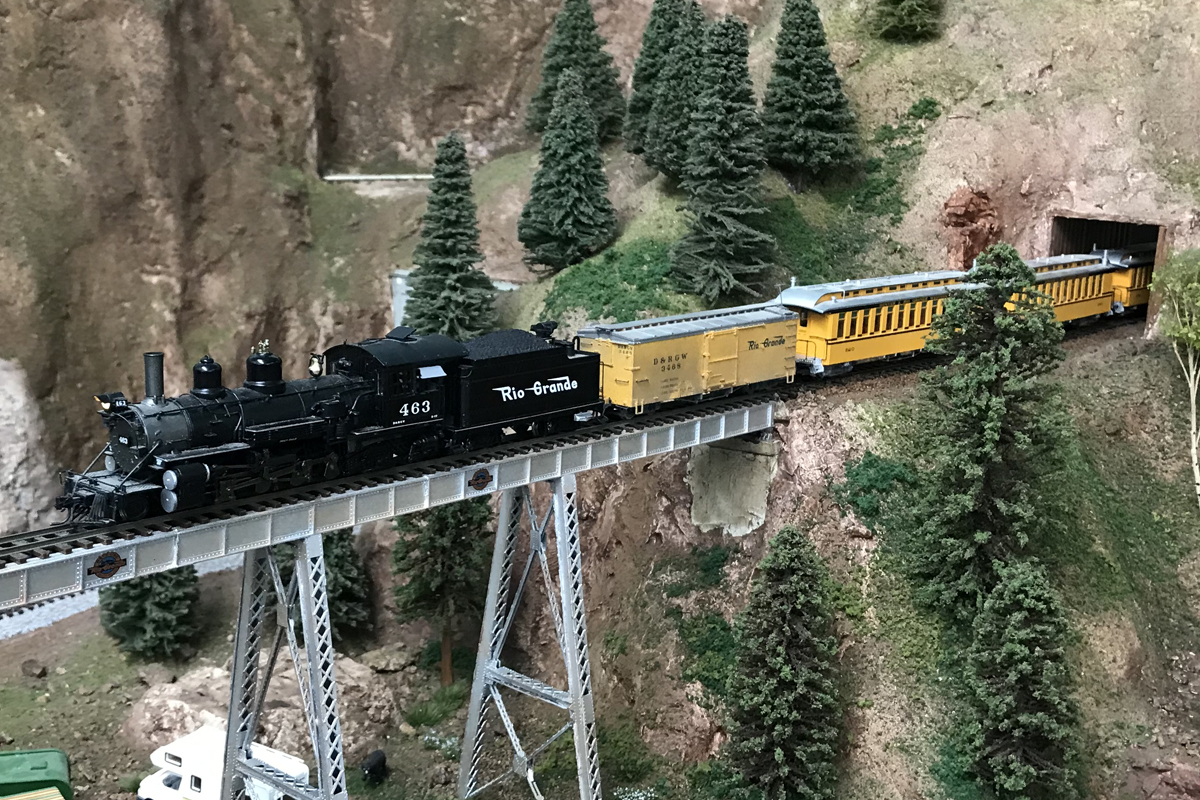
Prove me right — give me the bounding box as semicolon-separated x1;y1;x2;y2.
95;392;127;412
308;353;324;378
104;455;118;472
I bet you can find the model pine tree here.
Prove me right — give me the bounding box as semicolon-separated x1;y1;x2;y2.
99;567;201;659
527;0;625;142
761;0;857;181
404;131;496;340
905;243;1066;623
968;560;1081;800
727;525;840;800
323;529;373;641
874;0;944;41
393;499;493;686
643;0;706;181
268;531;371;642
519;69;617;273
670;16;775;302
624;0;685;155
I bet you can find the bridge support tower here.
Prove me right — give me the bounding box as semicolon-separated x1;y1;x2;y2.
458;475;602;800
221;534;349;800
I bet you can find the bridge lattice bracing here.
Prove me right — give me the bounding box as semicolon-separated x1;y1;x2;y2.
458;475;601;800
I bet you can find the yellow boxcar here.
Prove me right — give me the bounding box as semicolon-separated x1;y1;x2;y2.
576;304;797;411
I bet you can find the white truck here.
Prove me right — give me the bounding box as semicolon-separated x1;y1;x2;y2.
136;727;309;800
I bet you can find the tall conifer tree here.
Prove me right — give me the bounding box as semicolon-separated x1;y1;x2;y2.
727;525;840;800
671;16;774;302
519;69;617;273
624;0;684;155
404;131;496;340
527;0;625;142
644;0;706;181
761;0;857;181
904;244;1066;622
393;499;493;687
968;560;1081;800
100;567;201;659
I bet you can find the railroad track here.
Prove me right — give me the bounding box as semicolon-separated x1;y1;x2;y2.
0;308;1148;581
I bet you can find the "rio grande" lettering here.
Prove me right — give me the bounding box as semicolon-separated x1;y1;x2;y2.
494;376;579;402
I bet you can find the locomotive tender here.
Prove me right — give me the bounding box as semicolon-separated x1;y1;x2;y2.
57;245;1155;526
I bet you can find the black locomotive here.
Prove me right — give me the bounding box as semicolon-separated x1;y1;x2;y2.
57;323;602;524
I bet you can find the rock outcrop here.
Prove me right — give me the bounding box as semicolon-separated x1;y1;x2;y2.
124;653;396;761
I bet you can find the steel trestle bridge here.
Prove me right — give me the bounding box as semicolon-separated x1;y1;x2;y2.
0;398;776;800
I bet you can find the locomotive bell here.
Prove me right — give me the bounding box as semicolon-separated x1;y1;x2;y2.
191;355;225;398
244;339;285;394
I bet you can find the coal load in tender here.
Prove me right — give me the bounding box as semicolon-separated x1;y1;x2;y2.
455;330;602;430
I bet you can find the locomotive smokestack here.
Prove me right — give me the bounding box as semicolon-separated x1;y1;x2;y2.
144;352;165;404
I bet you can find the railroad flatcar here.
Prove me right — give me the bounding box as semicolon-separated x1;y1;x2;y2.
576;304;797;413
777;248;1154;376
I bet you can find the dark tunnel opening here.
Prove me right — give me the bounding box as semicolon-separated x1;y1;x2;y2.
1050;215;1162;256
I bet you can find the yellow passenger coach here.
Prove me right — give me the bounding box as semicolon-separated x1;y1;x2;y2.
776;249;1154;376
576;304;797;412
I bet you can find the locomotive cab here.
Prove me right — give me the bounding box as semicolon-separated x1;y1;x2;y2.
322;326;469;465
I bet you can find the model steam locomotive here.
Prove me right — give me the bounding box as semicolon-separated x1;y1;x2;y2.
57;323;603;523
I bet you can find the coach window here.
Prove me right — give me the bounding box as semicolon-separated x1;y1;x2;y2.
836;312;846;339
799;310;809;327
848;311;858;337
885;305;894;331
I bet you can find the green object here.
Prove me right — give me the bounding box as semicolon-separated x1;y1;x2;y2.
903;243;1066;623
968;560;1081;799
671;16;775;302
99;567;200;659
624;0;685;155
1149;249;1200;513
726;525;840;800
644;0;706;181
519;70;617;273
404;132;497;341
761;0;857;181
322;529;373;641
393;498;493;686
874;0;944;42
526;0;625;142
0;749;73;800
